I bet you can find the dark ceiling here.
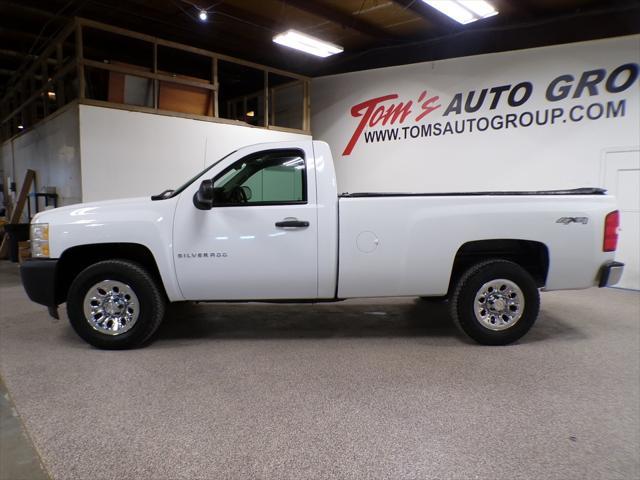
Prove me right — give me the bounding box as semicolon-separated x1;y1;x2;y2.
1;0;639;98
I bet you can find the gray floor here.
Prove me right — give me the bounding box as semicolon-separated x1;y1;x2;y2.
0;261;639;480
0;377;49;480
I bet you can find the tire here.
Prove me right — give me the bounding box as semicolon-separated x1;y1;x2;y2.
450;259;540;345
67;260;166;349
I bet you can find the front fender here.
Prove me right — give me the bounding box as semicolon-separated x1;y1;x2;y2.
36;197;183;301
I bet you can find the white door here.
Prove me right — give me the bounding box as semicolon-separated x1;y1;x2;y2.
603;148;640;290
173;146;318;300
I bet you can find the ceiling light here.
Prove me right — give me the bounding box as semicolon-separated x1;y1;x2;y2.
273;30;343;58
47;91;56;99
421;0;498;25
198;10;208;21
246;111;255;117
18;125;24;130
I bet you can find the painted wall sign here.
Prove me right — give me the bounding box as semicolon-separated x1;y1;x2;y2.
342;63;637;156
311;35;640;195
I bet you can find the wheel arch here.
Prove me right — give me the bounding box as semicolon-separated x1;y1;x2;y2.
448;239;550;294
56;243;166;304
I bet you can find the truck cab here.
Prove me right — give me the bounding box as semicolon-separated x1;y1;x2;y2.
173;140;338;301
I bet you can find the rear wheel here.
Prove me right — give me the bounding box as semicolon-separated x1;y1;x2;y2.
450;259;539;345
67;260;165;349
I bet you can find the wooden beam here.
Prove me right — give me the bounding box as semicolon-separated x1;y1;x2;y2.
212;58;218;117
0;49;58;65
8;170;36;224
0;20;76;104
0;60;76;125
285;0;399;40
29;73;37;123
303;80;310;132
81;59;217;91
152;42;158;109
55;43;66;106
41;63;49;117
77;17;311;81
75;20;85;100
0;30;42;46
0;169;36;259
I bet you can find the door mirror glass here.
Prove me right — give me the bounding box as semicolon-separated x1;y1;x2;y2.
241;185;252;201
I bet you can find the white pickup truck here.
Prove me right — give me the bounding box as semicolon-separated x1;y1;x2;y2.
20;140;624;349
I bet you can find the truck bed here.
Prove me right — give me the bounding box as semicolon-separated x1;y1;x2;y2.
336;191;616;298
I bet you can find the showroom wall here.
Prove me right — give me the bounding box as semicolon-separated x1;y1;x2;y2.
0;104;82;220
312;34;639;289
78;104;311;202
311;35;639;194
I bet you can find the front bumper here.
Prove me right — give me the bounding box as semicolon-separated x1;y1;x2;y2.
598;261;625;287
20;259;59;316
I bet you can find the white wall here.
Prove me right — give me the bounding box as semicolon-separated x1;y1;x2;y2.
79;105;311;202
312;35;640;289
0;104;82;221
311;35;640;194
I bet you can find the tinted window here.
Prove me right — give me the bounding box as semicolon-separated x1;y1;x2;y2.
213;150;306;205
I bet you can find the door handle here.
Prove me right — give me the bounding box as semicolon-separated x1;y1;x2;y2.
275;219;310;228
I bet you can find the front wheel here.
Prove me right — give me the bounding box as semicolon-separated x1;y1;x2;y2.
67;260;166;349
450;260;540;345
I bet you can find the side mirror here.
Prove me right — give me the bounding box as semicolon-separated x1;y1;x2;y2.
193;179;214;210
241;185;252;201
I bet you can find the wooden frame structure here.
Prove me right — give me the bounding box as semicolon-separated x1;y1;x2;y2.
0;17;312;141
226;78;307;131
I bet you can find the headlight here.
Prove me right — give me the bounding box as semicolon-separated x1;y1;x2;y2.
30;223;50;258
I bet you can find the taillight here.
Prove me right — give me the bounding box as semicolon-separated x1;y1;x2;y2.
603;210;620;252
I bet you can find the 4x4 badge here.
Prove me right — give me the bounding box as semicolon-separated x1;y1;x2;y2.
556;217;588;225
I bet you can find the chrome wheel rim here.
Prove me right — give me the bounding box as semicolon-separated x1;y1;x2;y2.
474;278;524;331
83;280;139;335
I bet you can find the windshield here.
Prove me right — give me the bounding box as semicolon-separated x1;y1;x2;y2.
165;149;238;199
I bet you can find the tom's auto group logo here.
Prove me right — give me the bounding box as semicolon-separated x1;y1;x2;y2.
342;63;639;156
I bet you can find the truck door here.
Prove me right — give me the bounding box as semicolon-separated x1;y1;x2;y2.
173;147;318;300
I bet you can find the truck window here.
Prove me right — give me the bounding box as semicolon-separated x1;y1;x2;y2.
213;149;306;206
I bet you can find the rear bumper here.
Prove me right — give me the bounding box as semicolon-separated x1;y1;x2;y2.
598;261;625;287
20;258;59;308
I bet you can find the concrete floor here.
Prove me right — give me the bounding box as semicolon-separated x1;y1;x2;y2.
0;377;49;480
0;260;638;480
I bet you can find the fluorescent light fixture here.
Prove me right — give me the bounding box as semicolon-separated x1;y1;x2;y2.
421;0;498;24
273;30;343;58
458;0;497;17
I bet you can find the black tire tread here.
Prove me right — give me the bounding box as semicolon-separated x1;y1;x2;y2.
67;259;165;349
450;259;539;345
